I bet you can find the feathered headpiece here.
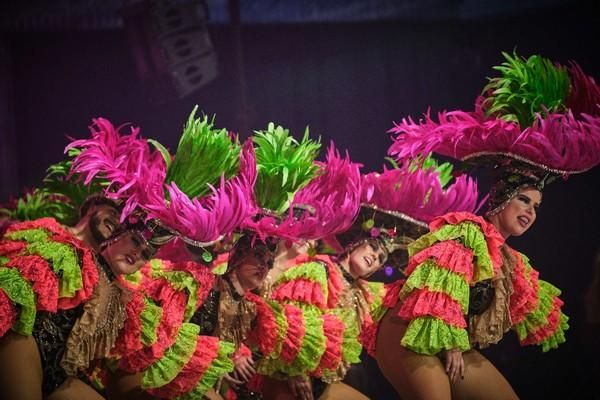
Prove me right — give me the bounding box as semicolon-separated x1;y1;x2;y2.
242;124;362;243
336;156;480;269
68;106;257;247
388;51;600;215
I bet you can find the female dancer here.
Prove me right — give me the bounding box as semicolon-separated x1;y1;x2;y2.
376;52;600;399
0;215;154;400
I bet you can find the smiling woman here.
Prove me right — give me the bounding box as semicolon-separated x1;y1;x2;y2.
375;51;600;400
0;216;156;400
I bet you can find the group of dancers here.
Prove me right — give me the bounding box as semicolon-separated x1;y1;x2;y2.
1;51;599;400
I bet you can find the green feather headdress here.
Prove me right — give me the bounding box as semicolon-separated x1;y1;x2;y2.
165;106;241;198
253;123;321;214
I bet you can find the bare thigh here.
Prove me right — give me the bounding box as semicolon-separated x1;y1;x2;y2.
46;377;105;400
105;370;152;400
450;350;518;400
375;304;451;400
318;382;369;400
0;331;43;400
261;377;296;400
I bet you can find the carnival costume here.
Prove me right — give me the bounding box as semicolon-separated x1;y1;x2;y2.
376;52;600;398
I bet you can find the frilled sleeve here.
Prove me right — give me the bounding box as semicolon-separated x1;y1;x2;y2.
110;258;236;399
510;251;568;352
0;218;98;337
396;212;504;355
256;255;363;382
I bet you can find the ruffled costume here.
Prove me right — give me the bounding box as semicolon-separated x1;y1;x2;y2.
0;217;127;395
375;212;568;355
380;52;600;359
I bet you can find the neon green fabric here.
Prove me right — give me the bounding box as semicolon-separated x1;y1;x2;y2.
409;221;494;282
26;240;82;298
153;270;200;321
141;323;200;388
0;267;36;335
275;261;329;301
177;341;236;400
140;297;163;346
401;316;470;355
514;280;562;341
334;307;361;364
399;260;470;313
5;228;50;243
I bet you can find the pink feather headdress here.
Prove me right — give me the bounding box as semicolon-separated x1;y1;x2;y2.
243;142;362;242
67;117;257;245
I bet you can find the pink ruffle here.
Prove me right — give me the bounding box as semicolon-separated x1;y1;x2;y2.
382;279;405;308
112;291;146;357
280;304;305;363
359;320;378;358
245;292;280;357
287;254;344;309
0;288;17;338
509;250;540;324
55;233;99;310
6;255;59;312
397;288;466;328
233;343;252;361
271;279;327;309
314;313;344;375
0;240;26;258
324;257;345;309
406;241;474;281
5;217;69;237
521;297;564;345
120;279;187;372
147;335;221;398
429;212;504;275
170;260;216;310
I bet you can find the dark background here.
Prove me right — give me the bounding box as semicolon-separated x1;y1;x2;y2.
1;1;599;399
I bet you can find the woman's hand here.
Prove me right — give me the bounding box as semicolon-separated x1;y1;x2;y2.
287;375;313;400
222;373;244;390
232;354;256;383
444;348;465;383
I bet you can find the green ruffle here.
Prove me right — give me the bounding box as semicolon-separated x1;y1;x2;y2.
401;316;470;355
26;239;82;298
141;297;163;346
177;341;235;400
0;256;8;266
258;306;326;377
274;261;329;301
211;262;227;276
5;228;50;243
141;323;200;388
514;280;563;341
281;306;326;376
539;311;569;352
333;307;361;364
0;267;36;335
153;270;200;321
399;260;470;313
120;269;144;287
409;221;494;283
365;281;385;320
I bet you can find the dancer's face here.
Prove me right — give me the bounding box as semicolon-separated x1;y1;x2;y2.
102;231;152;275
88;205;120;243
491;187;541;238
234;254;269;291
348;238;387;279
